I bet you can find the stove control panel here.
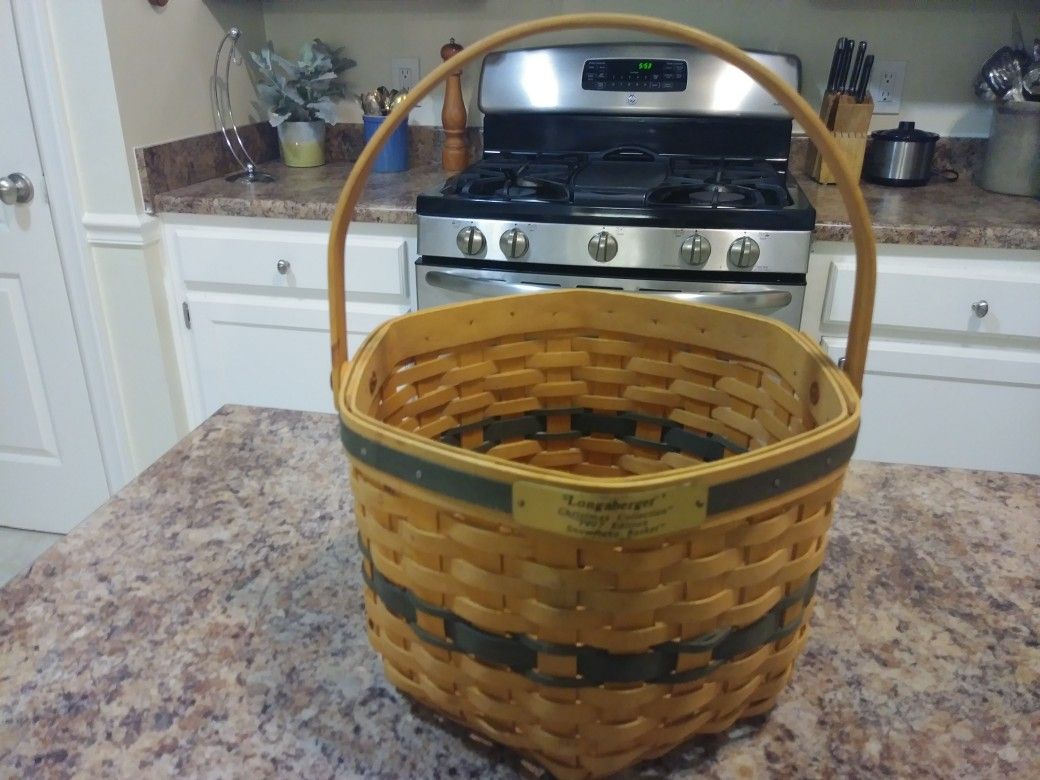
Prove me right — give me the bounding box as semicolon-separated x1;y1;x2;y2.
420;217;811;276
582;58;688;92
728;236;761;269
456;226;486;256
679;234;711;266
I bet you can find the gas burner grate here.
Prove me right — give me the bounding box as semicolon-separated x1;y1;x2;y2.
647;157;791;208
443;154;585;203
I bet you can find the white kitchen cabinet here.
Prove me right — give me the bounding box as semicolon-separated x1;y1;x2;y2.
162;216;414;425
808;242;1040;474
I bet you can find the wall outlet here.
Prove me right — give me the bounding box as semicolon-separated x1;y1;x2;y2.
392;57;420;92
869;60;906;114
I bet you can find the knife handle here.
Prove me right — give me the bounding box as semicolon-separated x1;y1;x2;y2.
847;41;868;94
836;39;855;93
826;37;845;94
856;54;875;103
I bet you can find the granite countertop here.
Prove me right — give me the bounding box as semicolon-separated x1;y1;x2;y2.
151;159;1040;251
152;160;449;225
2;405;1038;778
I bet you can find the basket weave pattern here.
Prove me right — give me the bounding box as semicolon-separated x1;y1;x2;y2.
342;294;855;778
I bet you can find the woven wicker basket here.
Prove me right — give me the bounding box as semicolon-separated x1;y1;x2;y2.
328;15;875;779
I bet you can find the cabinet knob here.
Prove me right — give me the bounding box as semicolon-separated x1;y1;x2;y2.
276;259;291;275
837;356;846;369
971;300;989;318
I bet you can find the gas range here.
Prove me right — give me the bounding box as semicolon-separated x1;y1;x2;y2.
415;43;814;327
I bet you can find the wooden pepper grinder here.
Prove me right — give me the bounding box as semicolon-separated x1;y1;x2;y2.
440;37;469;172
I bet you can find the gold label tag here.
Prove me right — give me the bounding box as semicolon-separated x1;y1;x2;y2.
513;481;707;541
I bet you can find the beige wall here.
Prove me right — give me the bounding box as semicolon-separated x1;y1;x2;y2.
101;0;267;202
262;0;1038;136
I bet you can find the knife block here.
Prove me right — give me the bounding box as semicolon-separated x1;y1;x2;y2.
808;94;873;184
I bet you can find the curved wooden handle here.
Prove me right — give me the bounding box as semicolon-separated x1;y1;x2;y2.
328;13;875;396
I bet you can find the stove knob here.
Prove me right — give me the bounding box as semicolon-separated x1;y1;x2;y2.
456;226;486;256
727;236;760;269
499;228;529;258
679;233;711;266
588;231;618;263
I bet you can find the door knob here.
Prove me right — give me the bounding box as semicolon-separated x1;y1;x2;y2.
0;173;33;205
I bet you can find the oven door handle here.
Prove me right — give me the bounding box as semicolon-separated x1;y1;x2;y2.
424;270;560;297
639;288;793;312
425;271;792;313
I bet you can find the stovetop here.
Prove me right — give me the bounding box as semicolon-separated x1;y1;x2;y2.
417;149;814;231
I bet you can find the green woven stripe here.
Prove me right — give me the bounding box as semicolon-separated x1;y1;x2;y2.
339;422;856;518
360;538;818;688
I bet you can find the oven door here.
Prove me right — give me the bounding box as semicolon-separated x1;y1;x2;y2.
416;260;805;327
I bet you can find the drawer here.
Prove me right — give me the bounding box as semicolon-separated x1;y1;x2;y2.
173;225;410;298
823;255;1040;339
822;336;1040;474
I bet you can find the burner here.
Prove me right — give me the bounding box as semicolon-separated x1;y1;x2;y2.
644;157;792;209
443;155;581;203
690;184;759;205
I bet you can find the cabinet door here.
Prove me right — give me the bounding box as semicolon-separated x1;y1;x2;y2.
822;337;1040;474
187;292;407;420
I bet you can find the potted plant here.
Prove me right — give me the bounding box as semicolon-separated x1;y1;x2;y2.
251;39;356;168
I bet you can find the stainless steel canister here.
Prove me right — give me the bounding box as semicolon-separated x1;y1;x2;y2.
977;102;1040;198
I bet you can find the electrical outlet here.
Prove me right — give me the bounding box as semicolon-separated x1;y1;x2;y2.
868;60;906;114
392;57;420;92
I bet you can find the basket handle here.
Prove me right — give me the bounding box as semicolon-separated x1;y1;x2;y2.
328;14;875;397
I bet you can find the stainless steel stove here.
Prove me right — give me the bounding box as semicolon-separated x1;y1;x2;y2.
415;43;813;327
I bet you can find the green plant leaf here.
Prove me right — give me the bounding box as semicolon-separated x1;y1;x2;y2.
308;97;339;125
250;38;351;123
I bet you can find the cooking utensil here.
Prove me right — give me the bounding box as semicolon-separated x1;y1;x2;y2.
1011;11;1025;53
1024;61;1040;101
855;54;874;103
359;91;382;115
980;46;1025;102
836;38;854;92
376;86;392;113
389;90;409;111
826;37;845;94
863;121;940;186
847;40;868;94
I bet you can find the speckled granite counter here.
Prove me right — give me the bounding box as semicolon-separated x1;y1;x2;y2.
2;406;1037;778
802;176;1039;249
151;160;1040;250
153;160;448;225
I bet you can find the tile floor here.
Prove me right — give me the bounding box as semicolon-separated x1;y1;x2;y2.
0;527;63;588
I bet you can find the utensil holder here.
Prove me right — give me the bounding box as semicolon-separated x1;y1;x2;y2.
362;114;409;173
809;131;869;185
807;94;873;184
977;102;1040;197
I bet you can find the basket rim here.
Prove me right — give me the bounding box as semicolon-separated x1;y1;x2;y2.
338;289;860;494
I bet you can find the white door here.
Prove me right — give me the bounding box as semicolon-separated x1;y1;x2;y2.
0;0;109;532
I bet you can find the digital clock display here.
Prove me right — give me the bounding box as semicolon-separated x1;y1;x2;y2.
582;58;687;92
